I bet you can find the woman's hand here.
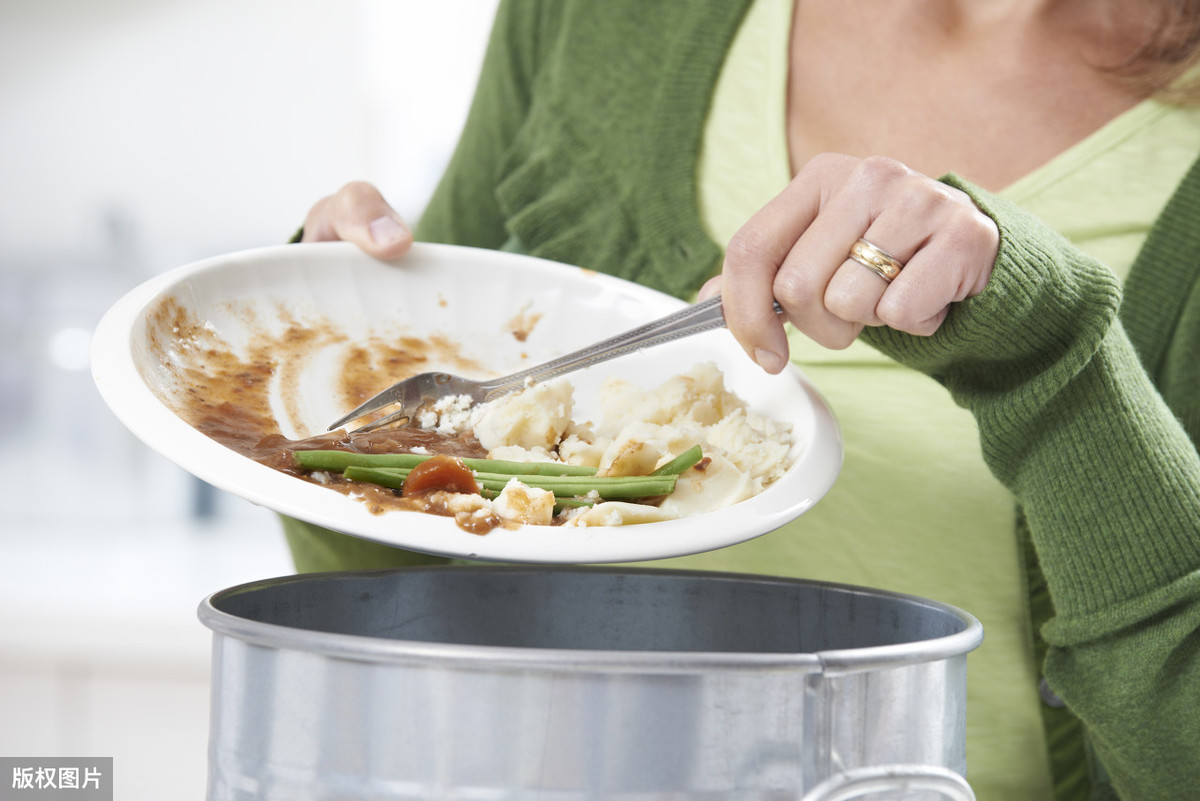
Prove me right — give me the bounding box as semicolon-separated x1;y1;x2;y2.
706;153;999;373
300;181;413;260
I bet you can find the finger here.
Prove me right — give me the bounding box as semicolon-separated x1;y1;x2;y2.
867;186;999;336
697;275;723;302
824;230;918;328
302;181;412;260
874;227;995;336
773;156;923;347
722;153;860;371
824;254;892;328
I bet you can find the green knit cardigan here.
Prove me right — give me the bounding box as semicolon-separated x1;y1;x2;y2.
414;2;1200;799
286;1;1200;798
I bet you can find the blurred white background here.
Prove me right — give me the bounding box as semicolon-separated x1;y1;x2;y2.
0;0;497;796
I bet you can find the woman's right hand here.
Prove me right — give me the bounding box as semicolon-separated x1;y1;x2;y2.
705;154;998;374
300;181;413;260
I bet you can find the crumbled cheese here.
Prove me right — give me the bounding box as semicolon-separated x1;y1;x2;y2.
595;420;703;477
416;394;474;434
492;478;555;526
557;431;604;469
436;491;497;530
440;492;492;516
705;406;793;487
473;380;574;452
420;362;795;527
486;444;561;464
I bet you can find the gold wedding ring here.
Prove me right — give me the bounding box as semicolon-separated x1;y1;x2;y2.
849;238;905;283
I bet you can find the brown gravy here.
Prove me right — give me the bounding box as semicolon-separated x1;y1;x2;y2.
145;294;500;527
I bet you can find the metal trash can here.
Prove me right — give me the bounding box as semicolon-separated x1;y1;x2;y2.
199;566;983;800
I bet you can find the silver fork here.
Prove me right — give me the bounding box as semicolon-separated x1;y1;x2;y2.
328;295;779;434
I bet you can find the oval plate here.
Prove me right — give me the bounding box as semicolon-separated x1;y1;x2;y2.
91;242;842;563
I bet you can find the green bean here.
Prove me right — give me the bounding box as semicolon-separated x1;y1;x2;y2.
294;449;596;476
651;444;705;476
341;466;677;500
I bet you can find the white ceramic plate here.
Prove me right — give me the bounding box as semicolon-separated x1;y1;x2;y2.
92;242;842;563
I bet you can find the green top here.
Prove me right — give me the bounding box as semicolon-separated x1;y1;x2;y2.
281;1;1200;799
685;1;1200;798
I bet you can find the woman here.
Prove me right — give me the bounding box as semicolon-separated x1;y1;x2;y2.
289;1;1200;798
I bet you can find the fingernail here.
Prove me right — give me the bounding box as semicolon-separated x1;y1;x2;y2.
754;348;787;373
369;215;407;246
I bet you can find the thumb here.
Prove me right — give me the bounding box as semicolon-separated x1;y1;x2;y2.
303;181;413;260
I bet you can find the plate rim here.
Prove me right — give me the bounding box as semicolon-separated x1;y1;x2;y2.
91;241;843;564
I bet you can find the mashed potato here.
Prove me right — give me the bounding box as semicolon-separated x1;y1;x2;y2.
424;362;795;527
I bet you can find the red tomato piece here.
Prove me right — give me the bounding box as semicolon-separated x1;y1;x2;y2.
402;454;480;497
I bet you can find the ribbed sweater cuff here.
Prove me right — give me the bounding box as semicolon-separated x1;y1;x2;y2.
863;175;1200;629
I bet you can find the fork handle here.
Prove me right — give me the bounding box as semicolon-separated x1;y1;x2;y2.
478;296;775;399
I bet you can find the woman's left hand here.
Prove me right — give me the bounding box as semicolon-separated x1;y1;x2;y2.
705;153;1000;373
